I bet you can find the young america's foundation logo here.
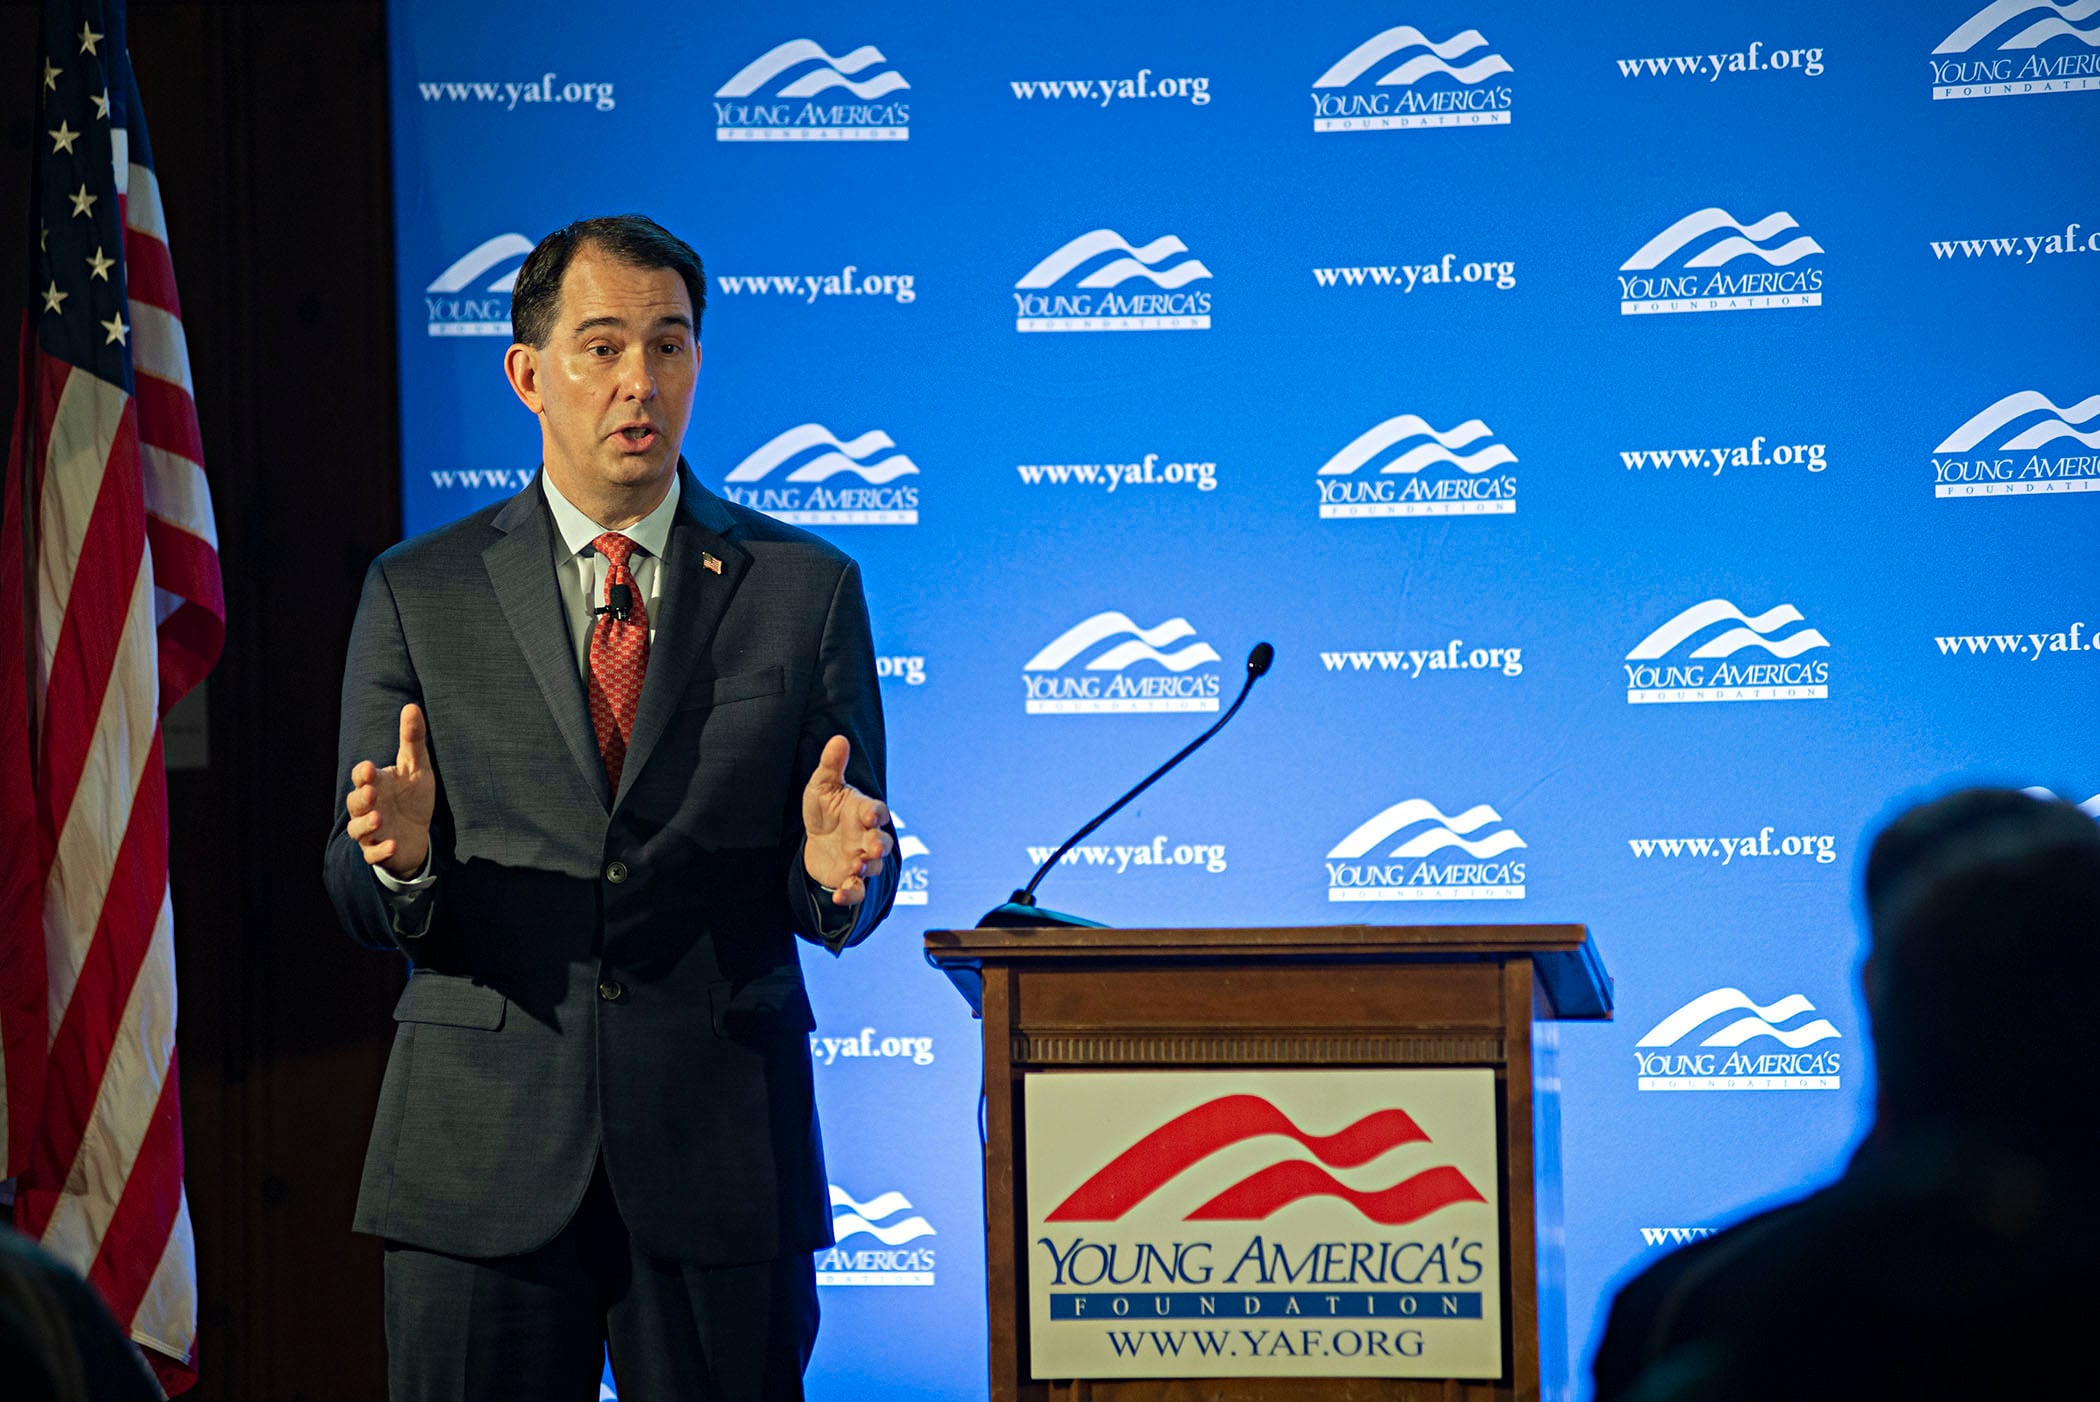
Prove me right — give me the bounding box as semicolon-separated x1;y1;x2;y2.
1618;208;1825;315
1023;612;1222;714
818;1185;935;1285
1014;230;1213;332
894;814;929;906
1932;390;2100;497
1625;599;1830;704
1325;800;1526;901
1026;1070;1503;1380
718;424;919;525
1634;988;1842;1091
1930;1;2100;100
1314;414;1517;519
423;232;532;336
713;39;910;140
1311;25;1514;132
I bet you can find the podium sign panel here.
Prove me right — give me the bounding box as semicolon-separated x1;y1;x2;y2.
1024;1069;1504;1380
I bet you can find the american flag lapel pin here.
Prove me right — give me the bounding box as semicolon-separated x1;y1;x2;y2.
701;551;723;576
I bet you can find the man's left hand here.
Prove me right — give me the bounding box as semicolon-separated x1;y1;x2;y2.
802;734;893;906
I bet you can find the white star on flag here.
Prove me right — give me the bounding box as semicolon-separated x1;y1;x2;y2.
100;312;128;345
50;120;79;154
68;183;96;217
41;281;67;314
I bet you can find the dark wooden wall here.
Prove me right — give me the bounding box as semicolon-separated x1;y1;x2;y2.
3;3;403;1397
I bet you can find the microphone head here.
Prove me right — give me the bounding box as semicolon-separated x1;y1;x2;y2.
1247;642;1274;678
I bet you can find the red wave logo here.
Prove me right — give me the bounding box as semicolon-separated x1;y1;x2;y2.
1045;1094;1486;1224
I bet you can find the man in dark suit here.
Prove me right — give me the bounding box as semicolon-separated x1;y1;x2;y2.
323;215;896;1402
1590;788;2100;1401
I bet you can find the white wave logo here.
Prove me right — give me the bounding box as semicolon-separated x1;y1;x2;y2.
894;814;929;906
725;425;919;485
1638;989;1841;1050
829;1185;936;1246
717;41;911;99
1311;26;1515;132
1635;989;1843;1092
1013;230;1214;333
819;1185;937;1287
717;424;919;525
1622;210;1824;271
1933;391;2100;498
714;40;911;141
1628;600;1830;661
1018;231;1214;291
1618;209;1825;316
2023;786;2100;816
1023;612;1223;715
1315;27;1513;87
1937;391;2100;451
1625;600;1832;705
1328;801;1527;861
427;233;534;294
423;233;532;337
1936;0;2100;53
1326;799;1528;901
1930;1;2099;96
1315;414;1518;520
1026;613;1221;673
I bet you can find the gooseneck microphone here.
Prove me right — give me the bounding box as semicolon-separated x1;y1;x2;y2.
978;642;1274;929
594;583;635;623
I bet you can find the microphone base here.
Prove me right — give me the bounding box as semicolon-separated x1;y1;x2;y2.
976;896;1109;930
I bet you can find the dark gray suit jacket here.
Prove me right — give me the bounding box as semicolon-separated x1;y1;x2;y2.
323;467;895;1265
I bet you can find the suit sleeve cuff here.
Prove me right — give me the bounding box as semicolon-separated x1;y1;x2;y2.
794;838;861;953
372;849;438;939
372;848;436;893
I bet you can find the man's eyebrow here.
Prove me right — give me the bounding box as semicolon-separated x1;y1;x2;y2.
571;313;694;334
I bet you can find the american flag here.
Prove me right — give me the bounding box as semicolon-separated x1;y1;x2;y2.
3;0;223;1392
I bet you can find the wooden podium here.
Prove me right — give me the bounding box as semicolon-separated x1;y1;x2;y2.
924;922;1612;1402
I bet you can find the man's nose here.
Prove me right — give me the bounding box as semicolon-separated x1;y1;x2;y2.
620;348;657;400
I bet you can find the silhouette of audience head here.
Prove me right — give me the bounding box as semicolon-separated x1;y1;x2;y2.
0;1225;160;1402
1595;787;2100;1402
1861;786;2100;1148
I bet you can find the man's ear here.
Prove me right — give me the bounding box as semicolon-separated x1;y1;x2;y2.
503;342;544;414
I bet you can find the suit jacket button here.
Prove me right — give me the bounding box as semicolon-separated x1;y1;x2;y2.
598;980;626;1002
605;860;629;884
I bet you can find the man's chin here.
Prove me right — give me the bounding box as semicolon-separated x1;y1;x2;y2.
599;447;678;483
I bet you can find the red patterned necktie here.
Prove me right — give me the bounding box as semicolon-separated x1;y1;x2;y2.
587;532;649;793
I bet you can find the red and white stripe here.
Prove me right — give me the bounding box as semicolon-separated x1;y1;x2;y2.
5;135;221;1395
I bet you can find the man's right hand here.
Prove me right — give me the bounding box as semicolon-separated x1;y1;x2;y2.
345;703;437;878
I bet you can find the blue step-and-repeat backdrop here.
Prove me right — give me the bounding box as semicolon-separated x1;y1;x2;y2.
386;3;2097;1396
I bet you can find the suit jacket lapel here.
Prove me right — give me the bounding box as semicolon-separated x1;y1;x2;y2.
483;478;610;808
615;469;751;811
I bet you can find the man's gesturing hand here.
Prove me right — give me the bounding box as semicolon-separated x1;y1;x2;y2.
801;734;893;907
345;703;438;879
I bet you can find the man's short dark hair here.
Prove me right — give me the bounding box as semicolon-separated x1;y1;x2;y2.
509;214;707;349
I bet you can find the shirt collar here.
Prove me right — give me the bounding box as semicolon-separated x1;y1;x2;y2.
541;469;681;563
